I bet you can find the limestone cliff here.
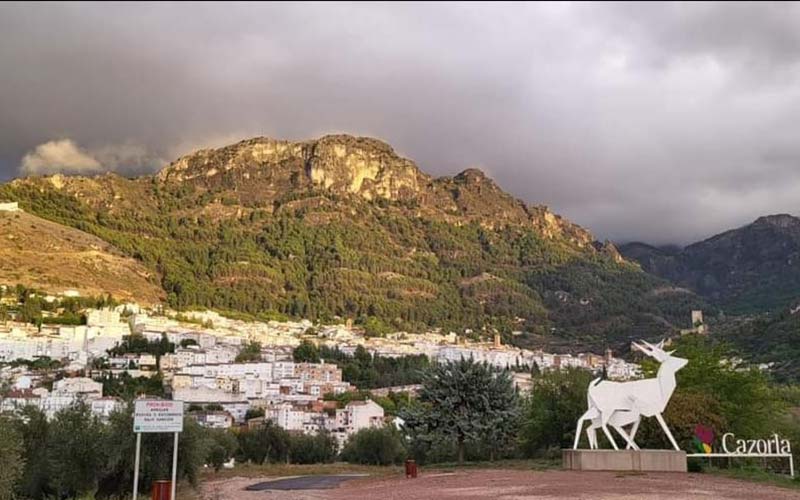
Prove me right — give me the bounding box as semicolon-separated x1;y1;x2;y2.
156;134;596;248
157;135;426;203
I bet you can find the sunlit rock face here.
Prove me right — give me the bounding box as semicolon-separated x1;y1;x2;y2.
155;133;598;247
157;135;424;203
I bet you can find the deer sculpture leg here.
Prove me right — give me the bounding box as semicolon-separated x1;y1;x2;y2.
599;408;621;450
627;417;641;448
573;418;584;450
601;424;619;450
655;413;680;451
615;411;641;450
612;424;639;450
587;426;598;449
574;407;599;449
600;410;638;450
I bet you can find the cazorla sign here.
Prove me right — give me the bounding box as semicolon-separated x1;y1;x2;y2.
722;433;792;455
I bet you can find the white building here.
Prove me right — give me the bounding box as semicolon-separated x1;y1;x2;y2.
268;403;309;431
190;410;234;429
91;397;125;420
86;308;122;327
1;377;109;419
335;399;384;434
53;377;103;397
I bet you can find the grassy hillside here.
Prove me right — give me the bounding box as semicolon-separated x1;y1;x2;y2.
0;209;163;304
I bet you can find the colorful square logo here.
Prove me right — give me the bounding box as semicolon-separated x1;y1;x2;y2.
693;424;714;454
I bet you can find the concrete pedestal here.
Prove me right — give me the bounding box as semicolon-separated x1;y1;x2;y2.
562;449;687;472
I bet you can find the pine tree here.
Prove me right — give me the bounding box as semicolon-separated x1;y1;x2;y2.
400;358;519;464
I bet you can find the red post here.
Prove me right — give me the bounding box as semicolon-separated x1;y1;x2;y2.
151;480;172;500
405;459;418;478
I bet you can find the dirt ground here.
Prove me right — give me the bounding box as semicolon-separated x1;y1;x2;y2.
199;469;800;500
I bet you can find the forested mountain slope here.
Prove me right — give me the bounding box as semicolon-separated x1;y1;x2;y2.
0;135;704;351
620;214;800;314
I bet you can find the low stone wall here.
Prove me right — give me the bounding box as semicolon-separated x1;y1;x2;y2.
563;449;687;472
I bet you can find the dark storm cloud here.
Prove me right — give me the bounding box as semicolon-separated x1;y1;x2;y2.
2;2;800;245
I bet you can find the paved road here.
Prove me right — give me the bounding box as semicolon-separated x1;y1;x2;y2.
245;475;367;491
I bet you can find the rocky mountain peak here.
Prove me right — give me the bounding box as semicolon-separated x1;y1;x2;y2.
593;240;625;263
156;134;427;202
753;213;800;229
304;135;426;201
454;168;489;183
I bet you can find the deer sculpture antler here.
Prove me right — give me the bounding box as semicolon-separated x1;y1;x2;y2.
634;340;668;361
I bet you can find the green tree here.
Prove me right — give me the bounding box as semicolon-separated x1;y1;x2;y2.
235;341;263;363
205;429;238;472
341;426;406;465
100;407;208;496
400;358;519;464
288;432;337;464
520;367;594;454
108;333;175;358
482;375;522;461
0;416;24;500
99;371;165;400
244;408;265;420
666;335;783;438
361;316;391;338
293;340;321;363
237;421;290;464
12;406;50;499
207;445;227;472
47;403;106;497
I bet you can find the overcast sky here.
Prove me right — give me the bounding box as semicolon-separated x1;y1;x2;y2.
2;2;800;245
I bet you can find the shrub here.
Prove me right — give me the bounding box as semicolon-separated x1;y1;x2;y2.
208;445;227;472
288;432;337;464
0;416;24;500
520;368;594;454
237;421;290;464
341;426;406;465
204;429;238;471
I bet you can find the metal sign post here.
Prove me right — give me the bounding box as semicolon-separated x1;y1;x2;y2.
132;399;184;499
132;433;142;498
171;431;179;500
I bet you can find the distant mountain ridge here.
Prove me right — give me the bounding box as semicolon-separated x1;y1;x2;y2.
620;214;800;313
0;134;704;351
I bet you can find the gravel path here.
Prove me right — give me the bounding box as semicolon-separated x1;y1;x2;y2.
201;469;800;500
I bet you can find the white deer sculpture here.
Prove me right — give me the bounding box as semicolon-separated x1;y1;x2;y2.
573;340;688;451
